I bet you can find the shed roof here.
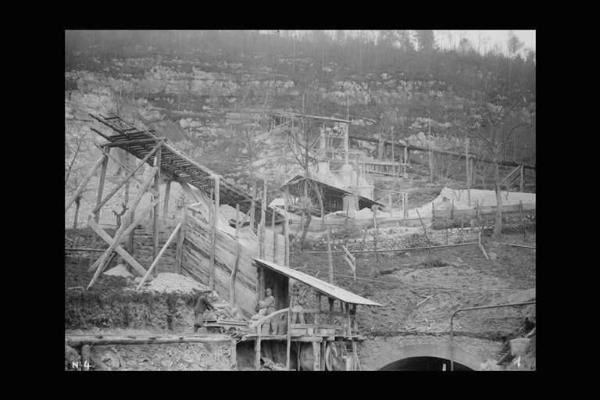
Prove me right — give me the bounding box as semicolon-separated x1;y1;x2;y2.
282;175;383;209
254;258;382;306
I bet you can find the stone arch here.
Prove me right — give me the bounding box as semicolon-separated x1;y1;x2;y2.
374;343;485;371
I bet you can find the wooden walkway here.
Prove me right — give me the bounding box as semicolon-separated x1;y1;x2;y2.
90;113;274;223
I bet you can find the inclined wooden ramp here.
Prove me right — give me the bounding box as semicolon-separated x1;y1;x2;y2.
89;113;274;224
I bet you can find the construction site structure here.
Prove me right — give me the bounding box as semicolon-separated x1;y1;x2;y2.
66;113;381;370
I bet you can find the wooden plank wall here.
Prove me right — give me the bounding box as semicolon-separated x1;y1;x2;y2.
180;206;285;317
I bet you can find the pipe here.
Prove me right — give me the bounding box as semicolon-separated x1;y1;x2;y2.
449;300;536;371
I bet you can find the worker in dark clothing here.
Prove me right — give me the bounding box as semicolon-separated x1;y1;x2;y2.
193;294;215;333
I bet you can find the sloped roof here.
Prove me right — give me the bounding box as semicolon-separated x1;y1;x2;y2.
282;175;383;209
254;258;382;306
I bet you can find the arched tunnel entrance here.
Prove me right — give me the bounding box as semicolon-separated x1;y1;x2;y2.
380;356;472;371
362;342;487;371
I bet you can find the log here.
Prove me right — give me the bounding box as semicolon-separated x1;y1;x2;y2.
66;334;231;346
230;204;241;306
163;179;171;221
284;188;290;266
152;145;162;277
175;208;186;274
94;154;108;223
327;227;334;284
136;222;182;290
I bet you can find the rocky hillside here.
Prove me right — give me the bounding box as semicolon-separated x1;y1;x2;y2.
65;32;536;214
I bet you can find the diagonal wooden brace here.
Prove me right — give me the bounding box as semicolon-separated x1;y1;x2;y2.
136;222;182;290
88;218;147;276
86;200;158;290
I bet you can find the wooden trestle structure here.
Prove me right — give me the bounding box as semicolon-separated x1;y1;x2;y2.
65;113;276;290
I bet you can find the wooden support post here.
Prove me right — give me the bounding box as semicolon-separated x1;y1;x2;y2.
329;297;334;325
284;188;290;266
344;303;351;337
403;193;408;219
152;144;162;278
255;334;262;371
175;207;186;274
163;179;171;222
429;145;434;182
388;193;393;217
286;278;292;370
250;181;256;234
66;155;106;213
403;146;408;178
272;206;277;262
87;167;157;274
315;293;321;326
92;141;163;215
520;200;525;240
210;175;220;290
312;341;320;371
230;204;241;307
86;200;157;289
124;152;134;256
373;206;379;264
260;180;267;258
327;227;334;284
466;138;471;207
520;165;524;192
94;154;109;223
136;223;182;290
390;127;395;175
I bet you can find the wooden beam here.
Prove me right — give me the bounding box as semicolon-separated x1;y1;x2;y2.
86;168;156;273
210;176;220;290
327;227;334;284
271;206;277;262
92;141;163;215
152;145;162;277
286;279;292;370
86;200;157;289
175;207;186;274
136;223;182;290
94;154;109;223
66;156;106;213
88;218;148;276
163;179;171;221
260;180;267;258
520;165;524;192
66;334;231;346
230;204;241;307
284;188;290;266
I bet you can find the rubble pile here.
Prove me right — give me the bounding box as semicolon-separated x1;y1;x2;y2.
137;273;211;294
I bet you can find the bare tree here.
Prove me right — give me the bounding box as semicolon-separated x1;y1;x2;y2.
285;101;324;248
65;134;94;229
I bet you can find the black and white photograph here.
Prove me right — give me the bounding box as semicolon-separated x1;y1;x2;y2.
64;30;536;371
